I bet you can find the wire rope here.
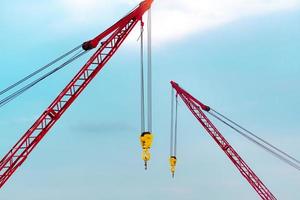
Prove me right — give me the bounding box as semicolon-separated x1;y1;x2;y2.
147;8;152;132
207;110;300;171
140;22;145;133
0;50;87;108
211;108;300;165
0;45;82;96
170;88;174;156
174;94;178;156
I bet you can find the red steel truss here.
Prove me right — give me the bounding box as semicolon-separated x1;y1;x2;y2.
170;81;276;200
0;0;153;189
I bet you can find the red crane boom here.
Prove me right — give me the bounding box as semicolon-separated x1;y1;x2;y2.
0;0;153;189
170;81;276;200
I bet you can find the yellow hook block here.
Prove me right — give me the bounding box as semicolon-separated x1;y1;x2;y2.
140;132;153;170
140;132;153;149
169;156;177;178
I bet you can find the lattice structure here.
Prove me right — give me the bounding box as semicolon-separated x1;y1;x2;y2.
171;81;276;200
0;0;153;189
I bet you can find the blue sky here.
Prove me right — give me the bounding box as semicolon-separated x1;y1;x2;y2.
0;0;300;199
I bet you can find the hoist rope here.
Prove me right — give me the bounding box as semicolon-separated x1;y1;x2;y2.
170;89;178;157
0;49;87;108
170;88;174;156
174;94;178;156
140;23;145;133
147;8;152;132
0;45;82;97
207;110;300;172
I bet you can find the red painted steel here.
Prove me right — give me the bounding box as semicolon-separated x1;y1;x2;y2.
0;0;153;189
170;81;276;200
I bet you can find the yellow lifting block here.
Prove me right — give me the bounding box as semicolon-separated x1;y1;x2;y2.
169;156;177;178
140;132;153;170
140;132;153;149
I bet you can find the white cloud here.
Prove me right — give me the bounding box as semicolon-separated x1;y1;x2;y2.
58;0;118;25
59;0;300;45
10;0;299;45
150;0;300;44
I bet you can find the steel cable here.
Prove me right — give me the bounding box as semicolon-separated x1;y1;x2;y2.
170;89;178;157
147;8;152;132
0;50;87;108
207;110;300;172
170;88;174;156
211;108;300;166
0;45;82;96
174;94;178;156
140;23;145;133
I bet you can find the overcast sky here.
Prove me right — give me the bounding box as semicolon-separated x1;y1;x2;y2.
0;0;300;199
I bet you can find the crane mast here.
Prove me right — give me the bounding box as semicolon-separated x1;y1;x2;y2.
0;0;153;189
170;81;276;200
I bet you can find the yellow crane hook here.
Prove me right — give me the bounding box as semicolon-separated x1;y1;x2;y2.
169;156;177;178
140;132;153;170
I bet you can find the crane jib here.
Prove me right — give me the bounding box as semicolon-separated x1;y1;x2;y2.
0;0;153;189
170;81;277;200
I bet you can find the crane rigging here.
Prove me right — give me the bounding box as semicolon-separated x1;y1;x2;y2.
169;82;300;173
0;45;82;97
169;81;277;199
207;110;300;171
169;87;178;178
0;0;154;189
0;47;87;108
169;81;298;200
139;7;154;170
170;81;300;199
1;0;297;196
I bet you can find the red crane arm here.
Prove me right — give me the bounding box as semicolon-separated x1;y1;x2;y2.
83;0;153;50
0;0;153;189
170;81;276;200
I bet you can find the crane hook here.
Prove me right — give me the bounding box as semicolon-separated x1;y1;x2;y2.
140;132;153;170
169;156;177;178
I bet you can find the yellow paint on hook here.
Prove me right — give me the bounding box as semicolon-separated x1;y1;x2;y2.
140;132;153;170
169;156;177;178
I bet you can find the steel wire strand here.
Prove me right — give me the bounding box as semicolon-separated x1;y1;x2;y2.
147;8;152;132
0;45;82;96
170;88;174;156
174;95;178;156
0;50;87;108
211;108;300;165
140;24;145;133
207;111;300;171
